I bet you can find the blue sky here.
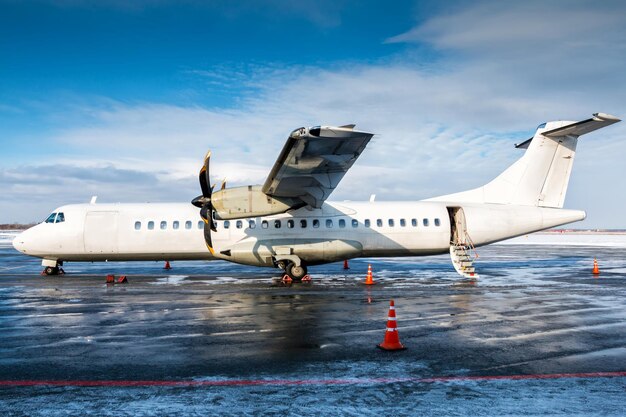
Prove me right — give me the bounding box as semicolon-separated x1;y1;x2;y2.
1;0;625;227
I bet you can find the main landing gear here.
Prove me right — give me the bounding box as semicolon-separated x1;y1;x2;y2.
276;257;308;282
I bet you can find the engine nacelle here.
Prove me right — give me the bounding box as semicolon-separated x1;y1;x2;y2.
211;185;302;220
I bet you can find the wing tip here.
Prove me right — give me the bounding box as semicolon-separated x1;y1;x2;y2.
593;112;621;122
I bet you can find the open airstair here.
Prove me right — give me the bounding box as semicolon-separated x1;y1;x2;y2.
448;206;479;279
450;242;478;279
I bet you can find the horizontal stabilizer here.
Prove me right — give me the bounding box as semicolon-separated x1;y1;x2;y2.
543;113;620;137
515;113;620;149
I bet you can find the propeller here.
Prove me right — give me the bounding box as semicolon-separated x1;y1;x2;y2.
191;151;216;255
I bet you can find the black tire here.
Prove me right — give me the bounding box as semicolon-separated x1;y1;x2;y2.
286;262;307;282
44;266;58;276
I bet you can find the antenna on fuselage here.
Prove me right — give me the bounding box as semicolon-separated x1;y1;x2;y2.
90;196;98;204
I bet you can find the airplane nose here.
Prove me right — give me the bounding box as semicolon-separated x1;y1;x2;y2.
12;232;28;253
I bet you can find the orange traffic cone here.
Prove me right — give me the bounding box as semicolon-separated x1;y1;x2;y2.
378;299;406;351
164;261;171;270
105;274;115;284
592;258;600;275
364;264;376;285
343;260;350;270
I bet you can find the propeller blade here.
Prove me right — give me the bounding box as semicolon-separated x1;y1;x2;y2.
194;150;217;255
202;218;215;255
199;151;212;198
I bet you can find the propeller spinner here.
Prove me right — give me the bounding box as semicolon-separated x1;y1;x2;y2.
191;151;217;255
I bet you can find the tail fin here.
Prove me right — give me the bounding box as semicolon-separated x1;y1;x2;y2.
429;113;620;208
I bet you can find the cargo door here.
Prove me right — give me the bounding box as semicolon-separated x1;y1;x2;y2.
83;211;119;254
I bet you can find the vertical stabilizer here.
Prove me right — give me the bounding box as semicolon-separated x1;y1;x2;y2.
428;113;620;208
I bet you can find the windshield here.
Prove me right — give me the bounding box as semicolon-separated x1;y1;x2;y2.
44;212;65;224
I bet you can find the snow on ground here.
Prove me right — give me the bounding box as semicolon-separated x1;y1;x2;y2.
497;232;626;247
0;231;19;248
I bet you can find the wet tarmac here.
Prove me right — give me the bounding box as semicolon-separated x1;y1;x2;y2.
0;234;625;416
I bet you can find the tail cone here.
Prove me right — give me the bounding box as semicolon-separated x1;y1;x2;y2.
378;299;406;351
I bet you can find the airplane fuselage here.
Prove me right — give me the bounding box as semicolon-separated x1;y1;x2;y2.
13;200;585;269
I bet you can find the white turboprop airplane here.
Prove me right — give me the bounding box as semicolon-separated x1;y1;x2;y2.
13;113;620;281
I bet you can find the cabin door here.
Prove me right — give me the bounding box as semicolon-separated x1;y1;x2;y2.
447;207;467;246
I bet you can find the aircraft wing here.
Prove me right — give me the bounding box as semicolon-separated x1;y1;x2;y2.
261;125;374;208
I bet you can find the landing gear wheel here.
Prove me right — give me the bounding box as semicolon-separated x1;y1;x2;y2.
286;262;307;282
276;260;287;271
44;266;59;276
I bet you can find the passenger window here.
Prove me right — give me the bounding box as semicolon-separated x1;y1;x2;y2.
224;220;230;229
364;219;370;228
352;219;358;228
197;221;203;229
376;219;383;227
45;213;57;223
236;220;242;229
249;220;256;229
326;219;333;228
185;221;192;229
388;219;394;227
173;221;179;230
313;219;320;228
411;219;417;227
148;221;155;230
134;221;141;230
339;219;346;228
423;218;429;227
400;219;406;227
300;219;307;228
56;213;65;223
274;220;281;228
287;219;294;229
262;220;269;229
434;218;441;227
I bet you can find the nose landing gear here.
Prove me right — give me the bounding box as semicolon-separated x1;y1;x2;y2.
41;260;65;276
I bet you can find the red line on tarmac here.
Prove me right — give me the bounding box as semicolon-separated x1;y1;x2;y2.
0;372;624;387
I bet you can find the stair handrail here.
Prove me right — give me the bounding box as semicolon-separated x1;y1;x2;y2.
464;231;479;259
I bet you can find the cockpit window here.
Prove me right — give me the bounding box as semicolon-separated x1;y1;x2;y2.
537;122;546;129
44;212;66;223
